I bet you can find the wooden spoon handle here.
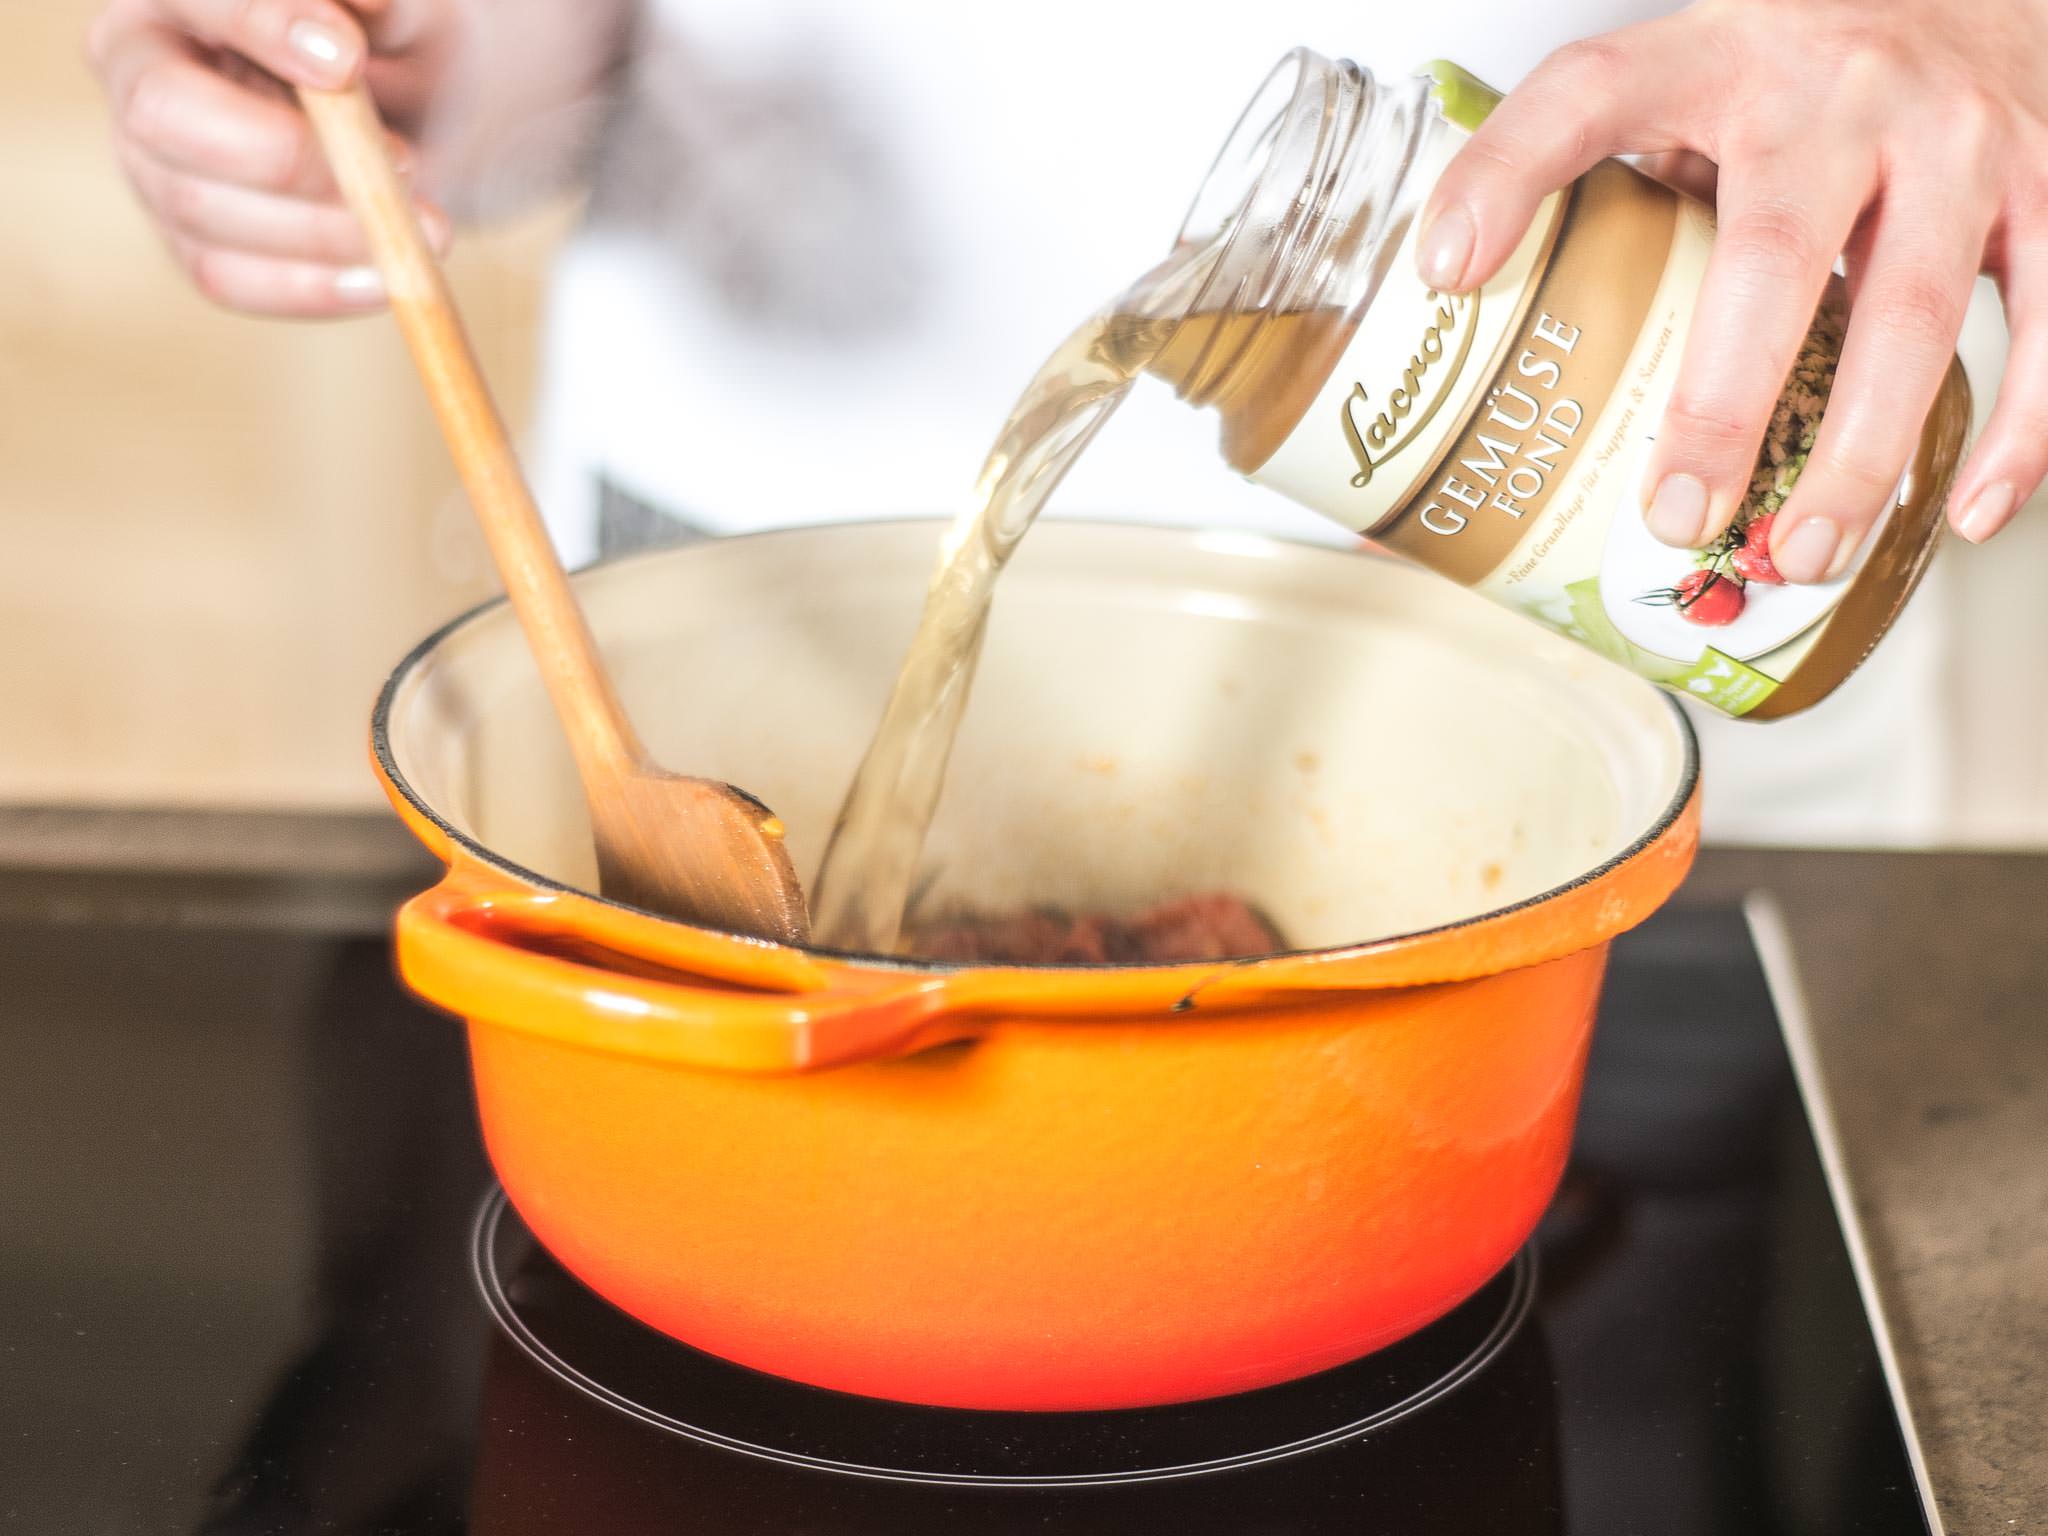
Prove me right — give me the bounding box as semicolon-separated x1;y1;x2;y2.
298;81;642;778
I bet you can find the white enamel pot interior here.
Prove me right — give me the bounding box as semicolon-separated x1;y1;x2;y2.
390;520;1694;946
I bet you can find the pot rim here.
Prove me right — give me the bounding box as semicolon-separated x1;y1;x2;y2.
372;519;1700;979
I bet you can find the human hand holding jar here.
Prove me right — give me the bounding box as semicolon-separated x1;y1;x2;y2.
1416;0;2048;580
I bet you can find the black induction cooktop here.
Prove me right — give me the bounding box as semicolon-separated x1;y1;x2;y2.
0;872;1936;1534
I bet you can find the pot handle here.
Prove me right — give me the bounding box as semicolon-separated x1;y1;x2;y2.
395;868;983;1073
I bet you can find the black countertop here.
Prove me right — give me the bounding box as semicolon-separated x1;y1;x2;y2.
1674;850;2047;1531
0;809;2040;1530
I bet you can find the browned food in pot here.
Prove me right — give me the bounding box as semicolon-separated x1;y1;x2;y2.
904;893;1286;965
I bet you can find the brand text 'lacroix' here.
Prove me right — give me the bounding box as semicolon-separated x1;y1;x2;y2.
1340;289;1479;489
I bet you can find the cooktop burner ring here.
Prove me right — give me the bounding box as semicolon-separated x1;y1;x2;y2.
472;1187;1536;1488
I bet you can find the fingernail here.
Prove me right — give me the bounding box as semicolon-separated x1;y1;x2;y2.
287;20;352;82
1954;480;2016;544
1774;516;1844;584
1417;205;1475;291
418;202;453;255
334;265;385;304
1644;473;1709;547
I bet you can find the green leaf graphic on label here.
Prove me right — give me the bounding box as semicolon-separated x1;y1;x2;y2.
1557;579;1780;717
1672;647;1780;717
1564;577;1640;668
1426;61;1503;132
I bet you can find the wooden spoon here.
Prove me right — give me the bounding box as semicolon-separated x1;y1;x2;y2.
299;82;809;944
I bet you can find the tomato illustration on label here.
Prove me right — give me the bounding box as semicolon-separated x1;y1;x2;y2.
1721;512;1782;585
1638;568;1746;627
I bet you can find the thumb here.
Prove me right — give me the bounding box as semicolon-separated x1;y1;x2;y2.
1416;22;1701;293
155;0;369;89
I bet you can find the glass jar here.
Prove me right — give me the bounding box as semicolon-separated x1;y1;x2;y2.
1138;50;1973;720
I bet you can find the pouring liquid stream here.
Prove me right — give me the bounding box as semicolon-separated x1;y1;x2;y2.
809;245;1229;953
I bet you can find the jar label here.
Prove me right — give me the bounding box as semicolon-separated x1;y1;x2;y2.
1250;81;1890;718
1249;128;1569;563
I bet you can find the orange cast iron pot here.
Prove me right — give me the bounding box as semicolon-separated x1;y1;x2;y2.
373;523;1701;1413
